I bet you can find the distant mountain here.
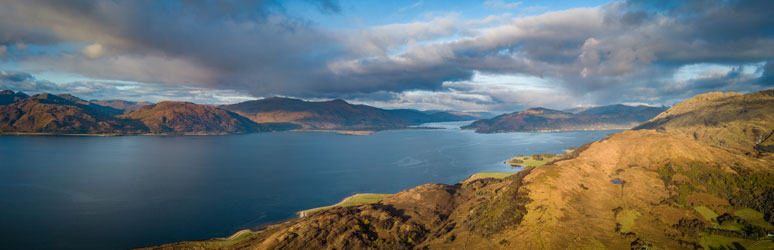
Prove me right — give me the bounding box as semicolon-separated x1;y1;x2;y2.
54;94;126;117
0;90;29;105
383;109;478;124
423;110;494;119
121;101;298;134
0;91;485;134
0;93;147;134
562;106;594;114
462;104;666;133
220;97;474;130
634;90;774;153
91;99;152;113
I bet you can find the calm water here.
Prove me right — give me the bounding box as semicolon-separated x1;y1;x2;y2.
0;122;616;250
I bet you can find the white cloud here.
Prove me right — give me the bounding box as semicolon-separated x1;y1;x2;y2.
81;43;105;58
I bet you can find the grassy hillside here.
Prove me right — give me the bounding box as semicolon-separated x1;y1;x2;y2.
143;90;774;250
634;90;774;153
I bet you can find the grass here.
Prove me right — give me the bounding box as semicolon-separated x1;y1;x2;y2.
299;193;392;216
169;230;257;248
616;209;641;233
505;155;559;168
339;193;391;206
505;148;574;169
734;208;774;230
695;206;719;223
465;172;517;182
701;235;774;250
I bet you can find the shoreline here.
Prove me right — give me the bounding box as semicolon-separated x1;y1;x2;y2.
296;193;389;217
292;129;376;136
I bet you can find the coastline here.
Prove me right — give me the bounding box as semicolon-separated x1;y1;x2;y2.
296;193;391;217
293;129;376;136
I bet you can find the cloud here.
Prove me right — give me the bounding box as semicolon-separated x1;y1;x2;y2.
483;0;522;10
81;43;105;58
0;0;772;111
0;45;6;58
398;0;423;12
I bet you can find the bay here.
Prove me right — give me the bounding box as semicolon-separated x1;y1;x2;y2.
0;122;616;249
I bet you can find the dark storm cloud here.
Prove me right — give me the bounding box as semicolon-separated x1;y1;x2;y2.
0;0;772;110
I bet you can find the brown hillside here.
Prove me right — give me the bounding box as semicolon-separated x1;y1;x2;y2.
121;101;279;134
145;129;773;250
91;99;152;113
635;90;774;153
0;93;147;134
142;90;774;250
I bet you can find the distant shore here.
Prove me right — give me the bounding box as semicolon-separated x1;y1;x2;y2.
294;129;376;136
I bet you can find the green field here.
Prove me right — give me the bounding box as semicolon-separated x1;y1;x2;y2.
465;172;517;182
616;209;641;233
299;193;392;216
701;235;774;250
735;208;774;230
164;230;257;249
505;148;574;169
694;206;719;223
505;155;560;168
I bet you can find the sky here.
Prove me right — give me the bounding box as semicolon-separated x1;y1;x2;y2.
0;0;772;113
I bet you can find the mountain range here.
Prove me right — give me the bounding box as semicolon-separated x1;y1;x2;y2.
144;90;774;250
0;91;477;135
219;97;479;130
462;104;667;133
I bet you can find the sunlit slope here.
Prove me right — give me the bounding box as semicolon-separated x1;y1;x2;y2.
144;90;774;250
635;90;774;153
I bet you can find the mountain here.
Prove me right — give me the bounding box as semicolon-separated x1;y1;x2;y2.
0;93;147;134
54;94;126;117
462;104;666;133
220;97;474;130
121;101;297;134
383;109;478;124
0;90;29;105
424;110;494;119
146;90;774;250
0;92;471;135
562;105;595;114
91;99;152;113
634;90;774;153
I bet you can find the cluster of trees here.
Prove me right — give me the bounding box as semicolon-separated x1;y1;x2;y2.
530;153;557;161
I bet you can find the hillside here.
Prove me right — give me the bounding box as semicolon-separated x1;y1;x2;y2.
0;93;148;134
121;101;297;134
54;94;126;117
91;99;152;113
220;97;474;130
0;90;29;105
463;105;666;133
634;90;774;154
145;90;774;250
